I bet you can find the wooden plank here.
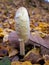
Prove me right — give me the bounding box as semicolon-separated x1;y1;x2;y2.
29;33;49;49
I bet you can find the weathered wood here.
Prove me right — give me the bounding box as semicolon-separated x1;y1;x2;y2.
29;33;49;49
8;31;49;55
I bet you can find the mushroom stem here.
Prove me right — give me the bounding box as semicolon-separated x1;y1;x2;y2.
20;40;25;56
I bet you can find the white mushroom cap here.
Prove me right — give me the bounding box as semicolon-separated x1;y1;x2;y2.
15;7;30;42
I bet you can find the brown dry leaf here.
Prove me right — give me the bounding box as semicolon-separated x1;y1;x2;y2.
22;61;32;65
43;55;49;61
44;60;49;65
4;28;14;33
0;28;4;37
0;33;4;37
8;19;15;30
25;48;40;58
30;23;35;28
38;22;49;34
0;28;3;32
38;32;47;38
11;61;32;65
34;27;42;32
0;28;9;40
3;22;10;28
9;49;18;57
38;22;49;28
11;61;22;65
24;48;41;64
